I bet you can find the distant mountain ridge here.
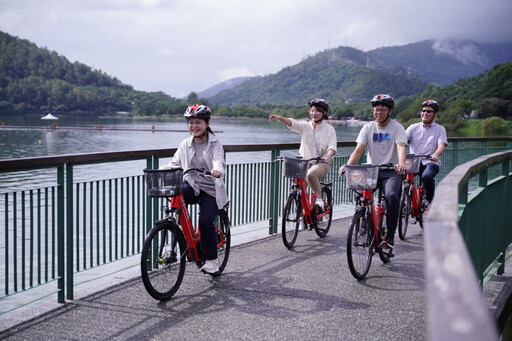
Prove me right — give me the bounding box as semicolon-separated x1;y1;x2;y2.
206;39;512;106
197;76;252;98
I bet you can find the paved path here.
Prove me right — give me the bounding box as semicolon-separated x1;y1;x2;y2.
0;217;427;340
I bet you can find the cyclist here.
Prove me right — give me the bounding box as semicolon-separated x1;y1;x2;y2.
269;98;337;210
338;94;407;249
163;104;228;274
405;100;448;205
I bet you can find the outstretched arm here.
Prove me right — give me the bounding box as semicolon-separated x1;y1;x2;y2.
268;114;292;127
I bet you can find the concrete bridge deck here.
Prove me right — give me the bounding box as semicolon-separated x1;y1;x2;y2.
0;215;427;340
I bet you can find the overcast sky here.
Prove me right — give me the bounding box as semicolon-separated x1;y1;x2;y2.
1;0;511;98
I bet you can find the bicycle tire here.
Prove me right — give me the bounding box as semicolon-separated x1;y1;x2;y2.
314;185;333;238
378;211;392;264
282;192;301;249
398;186;411;240
208;209;231;277
141;221;187;301
347;209;374;280
418;191;427;229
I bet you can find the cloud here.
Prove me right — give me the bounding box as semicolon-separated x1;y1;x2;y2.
432;40;488;66
0;0;511;97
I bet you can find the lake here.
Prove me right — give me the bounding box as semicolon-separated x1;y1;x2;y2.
0;115;362;191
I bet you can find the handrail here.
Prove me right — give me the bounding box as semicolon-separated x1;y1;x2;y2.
424;150;512;341
1;137;511;311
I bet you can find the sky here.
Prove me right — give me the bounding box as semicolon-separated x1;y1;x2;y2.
1;0;511;98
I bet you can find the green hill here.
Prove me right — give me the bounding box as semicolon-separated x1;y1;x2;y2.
0;31;188;116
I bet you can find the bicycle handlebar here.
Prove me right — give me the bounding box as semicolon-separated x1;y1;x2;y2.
276;156;326;163
184;168;212;176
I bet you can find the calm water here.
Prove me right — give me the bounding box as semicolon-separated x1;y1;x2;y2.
0;115;362;191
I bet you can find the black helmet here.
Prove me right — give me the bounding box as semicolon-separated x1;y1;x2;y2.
308;98;329;113
371;94;395;109
184;104;211;120
421;99;440;112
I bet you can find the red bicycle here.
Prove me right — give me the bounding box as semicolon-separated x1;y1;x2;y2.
141;167;230;301
398;154;432;240
344;163;395;280
279;156;333;249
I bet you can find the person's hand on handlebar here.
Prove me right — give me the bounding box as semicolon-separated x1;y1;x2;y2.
210;169;222;178
395;162;406;174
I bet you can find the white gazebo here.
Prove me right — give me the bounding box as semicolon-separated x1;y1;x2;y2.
41;113;58;120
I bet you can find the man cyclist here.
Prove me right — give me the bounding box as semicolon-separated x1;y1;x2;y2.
338;94;407;249
405;100;448;205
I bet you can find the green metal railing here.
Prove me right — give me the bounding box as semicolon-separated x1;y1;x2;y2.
424;150;512;341
1;137;511;305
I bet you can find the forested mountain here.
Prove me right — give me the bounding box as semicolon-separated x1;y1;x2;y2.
0;31;188;116
208;40;512;106
394;62;512;132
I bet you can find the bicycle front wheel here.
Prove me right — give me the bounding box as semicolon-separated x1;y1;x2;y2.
398;186;411;240
347;209;374;280
141;221;187;301
314;185;333;238
378;211;392;264
209;209;231;277
282;192;301;249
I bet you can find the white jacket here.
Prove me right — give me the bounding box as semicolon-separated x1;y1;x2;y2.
163;132;228;210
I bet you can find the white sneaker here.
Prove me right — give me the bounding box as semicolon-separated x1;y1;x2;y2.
299;217;305;230
201;259;219;274
314;198;324;211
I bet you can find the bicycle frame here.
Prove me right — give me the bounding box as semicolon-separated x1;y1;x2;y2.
358;188;384;247
404;173;425;219
168;194;202;262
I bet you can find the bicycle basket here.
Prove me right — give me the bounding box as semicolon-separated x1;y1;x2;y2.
405;154;421;174
282;157;310;178
344;165;379;190
143;168;183;197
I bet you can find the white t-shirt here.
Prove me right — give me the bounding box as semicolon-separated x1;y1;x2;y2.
288;119;337;160
356;119;407;165
405;122;448;166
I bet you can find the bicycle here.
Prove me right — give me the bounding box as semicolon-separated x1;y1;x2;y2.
279;156;333;249
398;154;432;240
343;163;396;280
140;167;230;301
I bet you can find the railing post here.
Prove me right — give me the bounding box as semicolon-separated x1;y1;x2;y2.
66;163;74;300
451;141;459;170
269;148;281;234
498;160;510;275
57;165;65;303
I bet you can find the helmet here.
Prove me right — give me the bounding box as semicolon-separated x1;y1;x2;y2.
371;94;395;109
421;99;440;112
184;104;211;120
308;98;329;113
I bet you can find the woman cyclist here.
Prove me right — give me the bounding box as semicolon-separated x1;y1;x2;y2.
163;104;228;274
269;98;337;210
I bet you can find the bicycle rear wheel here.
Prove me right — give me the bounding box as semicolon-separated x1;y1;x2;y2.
282;192;301;249
398;186;411;240
208;209;231;277
347;209;374;280
314;185;333;237
141;221;186;301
